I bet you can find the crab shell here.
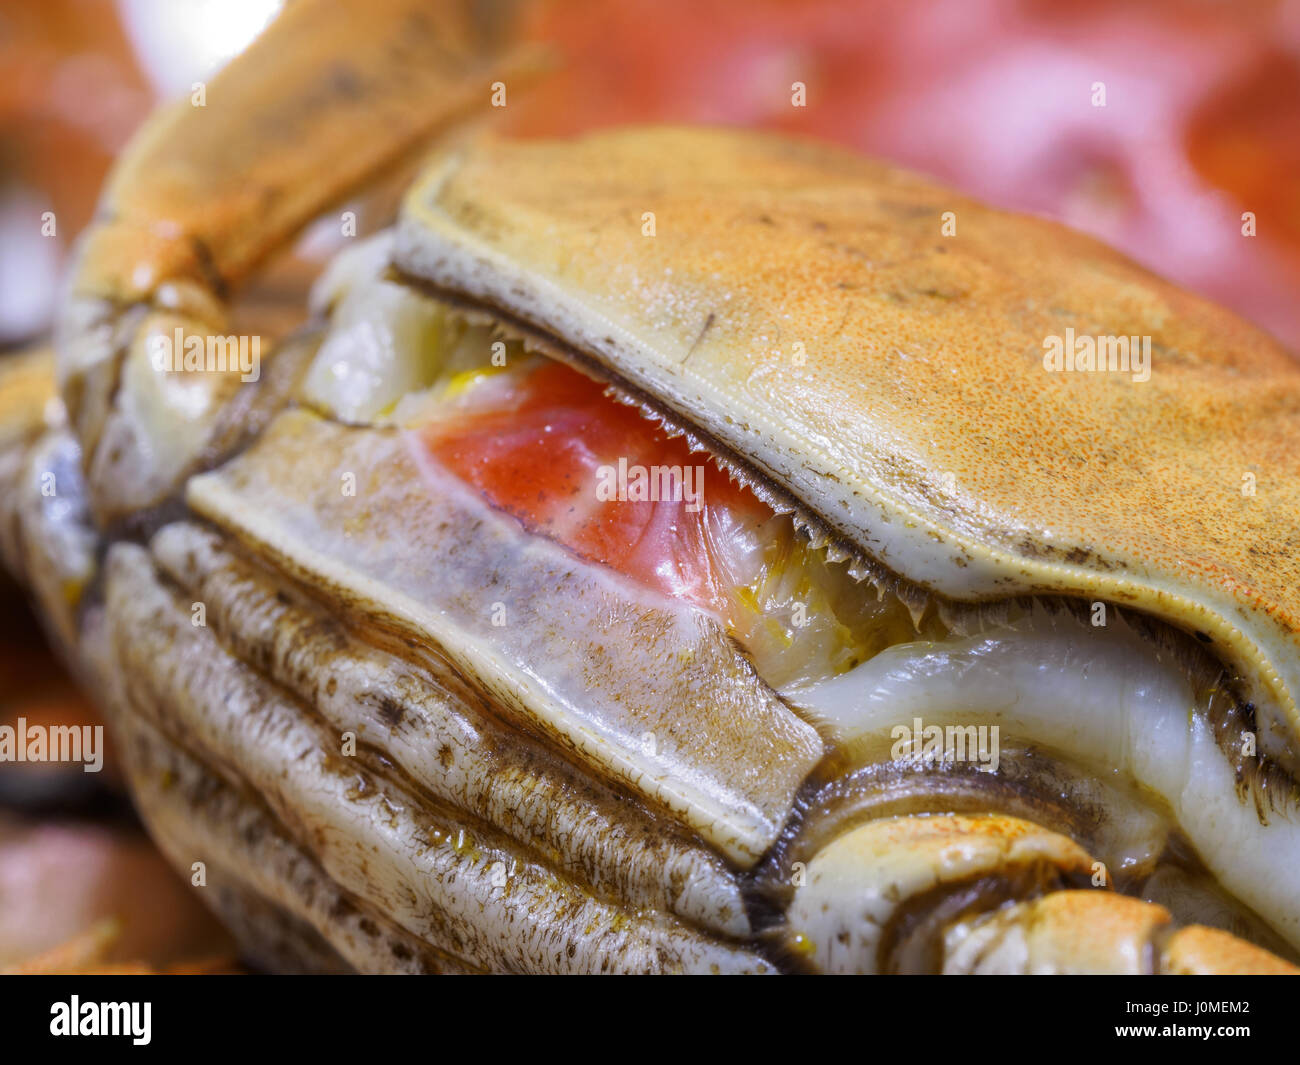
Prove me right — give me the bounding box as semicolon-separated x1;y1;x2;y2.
2;0;1298;974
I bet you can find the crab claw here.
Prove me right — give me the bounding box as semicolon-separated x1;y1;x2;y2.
786;813;1297;975
945;891;1299;975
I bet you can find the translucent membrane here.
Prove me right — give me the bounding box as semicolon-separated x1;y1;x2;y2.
416;358;928;690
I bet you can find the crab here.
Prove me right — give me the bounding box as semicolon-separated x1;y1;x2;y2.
1;0;1298;974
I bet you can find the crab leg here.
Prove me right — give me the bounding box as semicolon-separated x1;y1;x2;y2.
56;0;542;524
116;705;483;974
944;890;1299;976
0;347;96;664
784;813;1299;975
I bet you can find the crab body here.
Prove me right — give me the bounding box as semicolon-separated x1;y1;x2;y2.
1;0;1298;975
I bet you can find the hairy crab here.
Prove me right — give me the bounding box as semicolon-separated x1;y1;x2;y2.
1;0;1298;974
